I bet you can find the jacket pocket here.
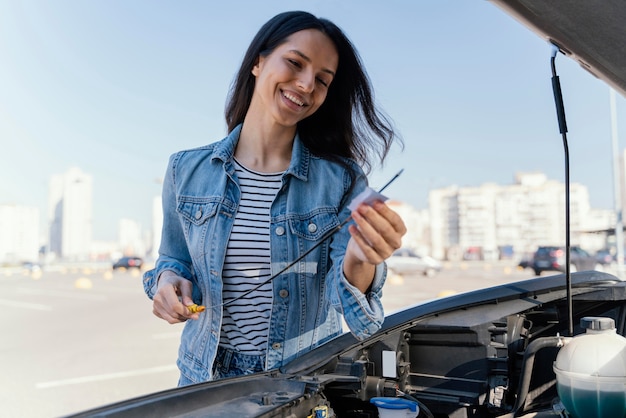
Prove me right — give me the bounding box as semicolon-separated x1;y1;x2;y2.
177;197;219;226
287;210;340;241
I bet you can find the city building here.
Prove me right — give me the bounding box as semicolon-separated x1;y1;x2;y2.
428;172;612;261
118;218;145;257
48;167;93;261
1;166;616;266
0;204;40;264
388;201;431;256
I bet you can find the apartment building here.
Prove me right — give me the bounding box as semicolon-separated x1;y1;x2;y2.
428;172;612;260
48;167;93;260
0;204;40;264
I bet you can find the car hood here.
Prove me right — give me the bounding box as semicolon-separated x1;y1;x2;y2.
490;0;626;97
67;271;626;417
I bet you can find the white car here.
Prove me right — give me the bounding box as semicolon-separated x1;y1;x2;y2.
385;248;442;277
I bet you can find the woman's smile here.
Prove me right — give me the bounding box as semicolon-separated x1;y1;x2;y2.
282;90;306;107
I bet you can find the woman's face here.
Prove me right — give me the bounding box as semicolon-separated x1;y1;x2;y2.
250;29;339;128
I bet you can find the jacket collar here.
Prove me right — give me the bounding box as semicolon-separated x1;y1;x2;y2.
212;124;310;182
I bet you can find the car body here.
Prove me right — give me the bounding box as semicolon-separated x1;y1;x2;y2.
21;261;42;272
112;256;143;270
594;248;626;266
595;248;615;265
386;248;442;277
530;246;600;276
462;246;484;261
68;271;626;418
68;1;626;417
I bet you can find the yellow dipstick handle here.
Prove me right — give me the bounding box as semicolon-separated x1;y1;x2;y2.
187;304;206;314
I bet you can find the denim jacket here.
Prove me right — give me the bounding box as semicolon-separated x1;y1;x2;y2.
143;125;386;383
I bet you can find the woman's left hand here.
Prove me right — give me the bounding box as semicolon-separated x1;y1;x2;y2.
343;200;406;292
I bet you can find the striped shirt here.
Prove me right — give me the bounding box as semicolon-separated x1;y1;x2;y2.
219;159;283;355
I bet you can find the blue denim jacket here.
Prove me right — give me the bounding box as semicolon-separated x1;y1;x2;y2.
143;125;386;383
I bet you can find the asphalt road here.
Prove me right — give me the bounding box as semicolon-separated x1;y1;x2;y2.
0;261;535;417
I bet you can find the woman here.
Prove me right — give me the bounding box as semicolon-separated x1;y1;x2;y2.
143;10;406;385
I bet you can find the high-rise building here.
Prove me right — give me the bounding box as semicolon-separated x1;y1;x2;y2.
48;167;93;260
428;172;606;260
118;218;144;256
388;201;431;256
0;204;40;263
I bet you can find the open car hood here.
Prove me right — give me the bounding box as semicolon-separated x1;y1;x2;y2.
490;0;626;97
68;272;626;417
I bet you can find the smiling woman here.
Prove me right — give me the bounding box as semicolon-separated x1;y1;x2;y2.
142;10;406;385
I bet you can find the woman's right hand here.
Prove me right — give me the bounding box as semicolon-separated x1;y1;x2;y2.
152;272;200;324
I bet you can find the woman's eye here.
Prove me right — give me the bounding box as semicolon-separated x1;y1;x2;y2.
287;59;301;68
316;78;329;87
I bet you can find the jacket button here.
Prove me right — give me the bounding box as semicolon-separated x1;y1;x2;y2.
279;289;288;298
272;342;281;350
275;226;285;236
195;210;202;220
307;223;317;233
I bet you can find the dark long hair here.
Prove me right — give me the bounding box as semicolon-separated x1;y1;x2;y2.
225;11;400;173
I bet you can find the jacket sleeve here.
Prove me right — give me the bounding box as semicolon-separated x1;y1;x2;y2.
143;152;194;299
327;169;386;340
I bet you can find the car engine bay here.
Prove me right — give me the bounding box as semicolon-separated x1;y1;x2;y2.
73;272;623;418
277;274;625;418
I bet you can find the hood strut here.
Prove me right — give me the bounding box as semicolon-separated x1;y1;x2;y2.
550;45;573;336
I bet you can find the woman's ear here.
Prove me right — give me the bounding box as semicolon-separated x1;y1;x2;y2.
251;56;262;76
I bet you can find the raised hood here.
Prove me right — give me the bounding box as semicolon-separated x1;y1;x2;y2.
490;0;626;97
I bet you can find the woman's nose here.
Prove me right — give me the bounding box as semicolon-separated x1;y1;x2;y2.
296;71;315;93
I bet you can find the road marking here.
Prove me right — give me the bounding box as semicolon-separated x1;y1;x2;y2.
0;298;52;311
35;365;178;389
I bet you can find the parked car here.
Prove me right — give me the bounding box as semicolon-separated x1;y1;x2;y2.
595;248;615;265
594;248;626;265
386;248;442;277
530;246;600;276
21;261;42;273
112;256;143;270
463;246;483;261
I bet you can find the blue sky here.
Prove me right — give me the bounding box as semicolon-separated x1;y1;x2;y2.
1;1;624;241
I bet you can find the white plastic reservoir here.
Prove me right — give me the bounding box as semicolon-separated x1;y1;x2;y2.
553;316;626;418
370;397;419;418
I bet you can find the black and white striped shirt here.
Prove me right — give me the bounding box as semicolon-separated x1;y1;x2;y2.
219;159;283;354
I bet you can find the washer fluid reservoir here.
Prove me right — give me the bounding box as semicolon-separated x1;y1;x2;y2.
553;316;626;418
